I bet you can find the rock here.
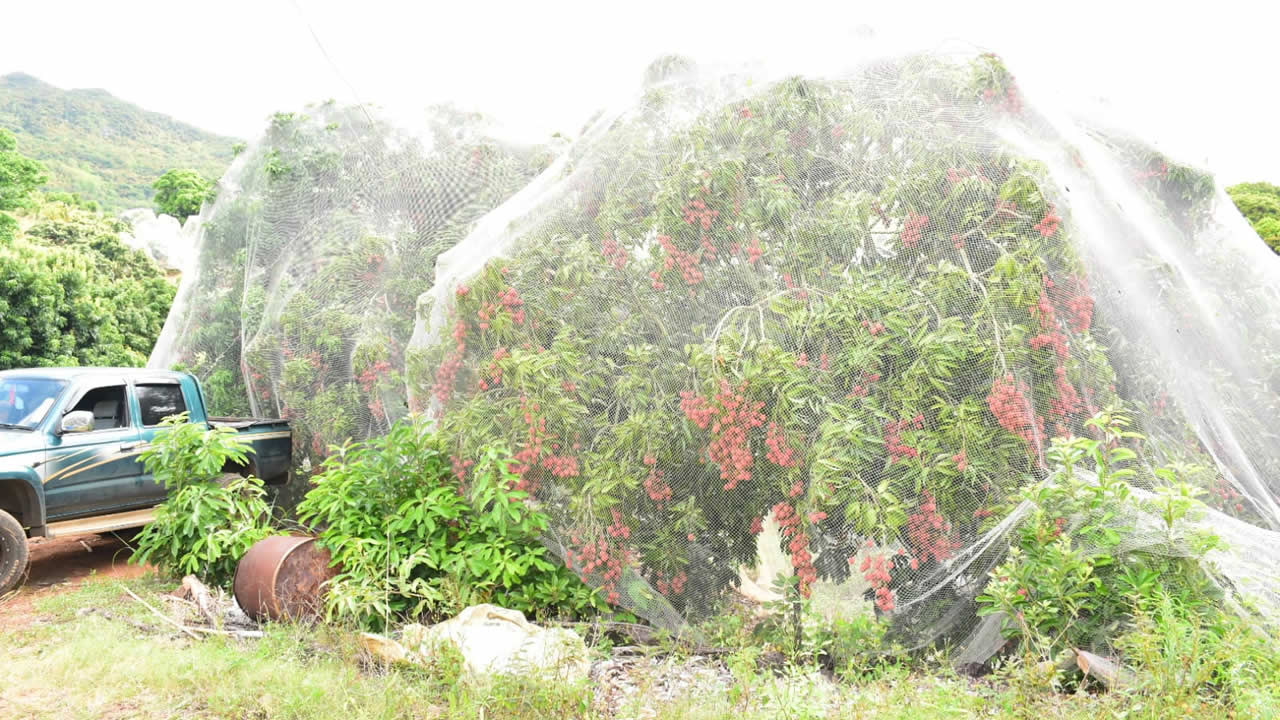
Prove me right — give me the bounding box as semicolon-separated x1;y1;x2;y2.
360;604;590;682
360;632;409;664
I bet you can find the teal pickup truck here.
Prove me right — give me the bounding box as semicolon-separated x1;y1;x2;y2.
0;368;291;595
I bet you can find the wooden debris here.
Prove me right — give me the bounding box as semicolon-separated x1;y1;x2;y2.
186;625;264;639
173;574;220;626
124;585;202;640
123;582;265;641
1075;648;1138;689
360;633;408;664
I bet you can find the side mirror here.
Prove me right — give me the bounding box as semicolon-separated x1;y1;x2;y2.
59;410;94;435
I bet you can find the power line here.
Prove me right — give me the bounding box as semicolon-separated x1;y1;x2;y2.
288;0;377;127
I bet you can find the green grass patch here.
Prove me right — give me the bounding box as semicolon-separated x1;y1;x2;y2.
1;573;1276;720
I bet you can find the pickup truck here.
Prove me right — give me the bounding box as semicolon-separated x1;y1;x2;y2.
0;368;291;595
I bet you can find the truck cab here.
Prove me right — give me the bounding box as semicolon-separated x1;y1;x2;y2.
0;367;290;544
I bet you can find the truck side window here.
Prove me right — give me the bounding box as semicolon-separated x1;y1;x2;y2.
70;386;129;431
137;384;187;426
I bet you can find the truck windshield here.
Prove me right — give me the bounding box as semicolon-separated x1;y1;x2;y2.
0;377;67;429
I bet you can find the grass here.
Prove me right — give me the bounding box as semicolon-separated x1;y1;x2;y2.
0;573;1274;720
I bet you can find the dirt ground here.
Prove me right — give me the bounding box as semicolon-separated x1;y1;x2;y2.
0;532;148;629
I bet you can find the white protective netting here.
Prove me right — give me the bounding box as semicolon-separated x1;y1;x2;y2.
153;50;1280;657
150;102;553;490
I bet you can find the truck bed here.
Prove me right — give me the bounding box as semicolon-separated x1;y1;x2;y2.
209;417;292;484
209;417;289;430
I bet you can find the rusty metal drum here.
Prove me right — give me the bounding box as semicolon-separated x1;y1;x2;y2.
233;535;336;622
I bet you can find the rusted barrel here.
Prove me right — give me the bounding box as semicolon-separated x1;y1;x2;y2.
233;535;336;622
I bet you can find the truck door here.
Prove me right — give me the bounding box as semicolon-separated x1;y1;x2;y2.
131;379;190;503
43;381;146;520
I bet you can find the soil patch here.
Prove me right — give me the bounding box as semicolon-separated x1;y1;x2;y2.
0;532;148;629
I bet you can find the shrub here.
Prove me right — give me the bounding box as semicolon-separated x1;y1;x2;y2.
296;418;603;629
131;414;278;587
0;204;174;370
977;409;1223;660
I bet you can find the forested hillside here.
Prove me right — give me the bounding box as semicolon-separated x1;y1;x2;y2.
0;72;236;211
0;129;174;368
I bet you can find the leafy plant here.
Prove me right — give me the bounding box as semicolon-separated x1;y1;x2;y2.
0;127;47;238
977;409;1223;662
410;53;1144;628
296;418;603;629
387;51;1280;654
756;572;894;671
131;414;278;587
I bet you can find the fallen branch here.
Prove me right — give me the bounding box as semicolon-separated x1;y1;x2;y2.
185;626;264;639
1075;648;1138;689
173;575;220;627
123;585;202;641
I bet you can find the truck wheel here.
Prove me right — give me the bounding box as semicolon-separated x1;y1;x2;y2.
0;509;30;597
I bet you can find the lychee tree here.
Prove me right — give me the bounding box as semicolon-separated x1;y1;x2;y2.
409;51;1277;641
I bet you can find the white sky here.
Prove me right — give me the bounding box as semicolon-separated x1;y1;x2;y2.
2;0;1276;184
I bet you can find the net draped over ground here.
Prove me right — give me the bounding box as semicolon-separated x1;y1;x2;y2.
151;51;1280;656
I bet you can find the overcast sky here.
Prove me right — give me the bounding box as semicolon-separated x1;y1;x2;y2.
2;1;1276;184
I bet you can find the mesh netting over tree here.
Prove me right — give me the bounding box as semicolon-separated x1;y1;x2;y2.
150;102;553;479
153;51;1280;660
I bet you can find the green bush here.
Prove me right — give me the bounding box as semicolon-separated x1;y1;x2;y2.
296;418;603;629
977;409;1223;660
131;414;278;587
1226;181;1280;254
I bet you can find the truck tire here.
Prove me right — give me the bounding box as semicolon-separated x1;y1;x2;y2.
0;509;29;597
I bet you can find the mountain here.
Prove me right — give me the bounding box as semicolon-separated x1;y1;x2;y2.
0;72;238;211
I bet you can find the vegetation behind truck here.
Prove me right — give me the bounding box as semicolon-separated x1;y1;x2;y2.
0;368;290;595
